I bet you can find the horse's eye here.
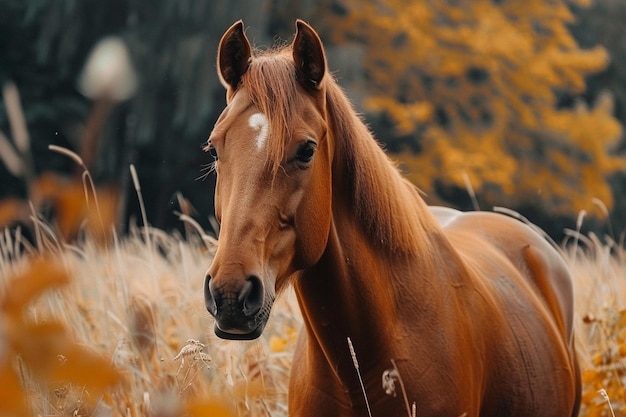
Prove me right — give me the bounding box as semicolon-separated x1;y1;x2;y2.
296;141;316;165
207;143;218;160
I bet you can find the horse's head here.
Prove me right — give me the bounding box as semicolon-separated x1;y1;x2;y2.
204;20;333;340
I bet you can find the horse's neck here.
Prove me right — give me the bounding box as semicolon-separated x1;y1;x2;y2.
294;208;456;405
294;126;458;396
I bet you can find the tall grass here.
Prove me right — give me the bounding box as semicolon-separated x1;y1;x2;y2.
0;222;303;417
566;232;626;416
1;217;624;416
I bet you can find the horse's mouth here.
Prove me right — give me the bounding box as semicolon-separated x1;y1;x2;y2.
213;320;267;340
208;284;275;341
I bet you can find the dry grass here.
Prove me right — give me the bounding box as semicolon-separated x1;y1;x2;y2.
1;78;623;416
566;232;626;416
0;219;624;416
0;224;301;417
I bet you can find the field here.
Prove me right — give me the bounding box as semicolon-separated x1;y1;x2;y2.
0;217;625;417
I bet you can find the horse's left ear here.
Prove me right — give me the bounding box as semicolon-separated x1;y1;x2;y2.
293;20;327;90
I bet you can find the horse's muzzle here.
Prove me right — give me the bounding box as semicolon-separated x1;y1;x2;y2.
204;274;270;340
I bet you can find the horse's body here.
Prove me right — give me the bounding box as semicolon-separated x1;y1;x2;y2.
204;20;580;417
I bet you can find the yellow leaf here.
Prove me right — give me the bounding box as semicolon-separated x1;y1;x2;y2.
185;399;235;417
50;344;122;391
0;258;70;316
269;335;288;353
0;198;25;227
581;369;599;384
0;360;28;416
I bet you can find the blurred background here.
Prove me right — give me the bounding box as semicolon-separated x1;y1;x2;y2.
0;0;624;242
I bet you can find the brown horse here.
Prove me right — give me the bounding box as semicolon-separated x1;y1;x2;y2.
204;20;581;417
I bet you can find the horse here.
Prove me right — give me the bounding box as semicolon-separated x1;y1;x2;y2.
203;20;581;417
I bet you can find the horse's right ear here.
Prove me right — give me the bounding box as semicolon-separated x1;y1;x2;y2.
217;20;251;90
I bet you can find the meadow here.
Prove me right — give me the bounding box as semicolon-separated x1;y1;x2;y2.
0;209;625;417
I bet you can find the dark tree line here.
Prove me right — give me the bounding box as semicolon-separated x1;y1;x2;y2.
0;0;624;240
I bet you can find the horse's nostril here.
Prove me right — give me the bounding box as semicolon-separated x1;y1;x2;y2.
204;274;218;316
238;275;263;317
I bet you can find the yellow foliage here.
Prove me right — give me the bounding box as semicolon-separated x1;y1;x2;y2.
575;274;626;415
1;258;69;316
328;0;624;216
0;198;27;228
186;399;235;417
0;258;122;416
269;326;298;353
32;172;120;242
364;97;433;135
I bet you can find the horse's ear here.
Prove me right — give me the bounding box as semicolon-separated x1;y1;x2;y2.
217;20;251;90
293;20;327;90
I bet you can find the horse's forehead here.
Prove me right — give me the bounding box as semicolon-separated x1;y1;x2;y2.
211;91;256;139
220;90;253;125
209;91;276;158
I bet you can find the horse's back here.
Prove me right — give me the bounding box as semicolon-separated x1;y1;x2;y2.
430;206;574;341
430;207;580;416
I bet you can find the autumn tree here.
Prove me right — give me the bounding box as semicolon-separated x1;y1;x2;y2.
325;0;624;218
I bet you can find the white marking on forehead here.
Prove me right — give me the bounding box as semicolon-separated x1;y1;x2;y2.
248;112;269;151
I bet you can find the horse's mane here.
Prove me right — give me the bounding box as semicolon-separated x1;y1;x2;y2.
241;47;433;255
324;80;432;254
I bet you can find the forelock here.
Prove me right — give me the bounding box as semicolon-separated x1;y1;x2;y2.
241;49;302;175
